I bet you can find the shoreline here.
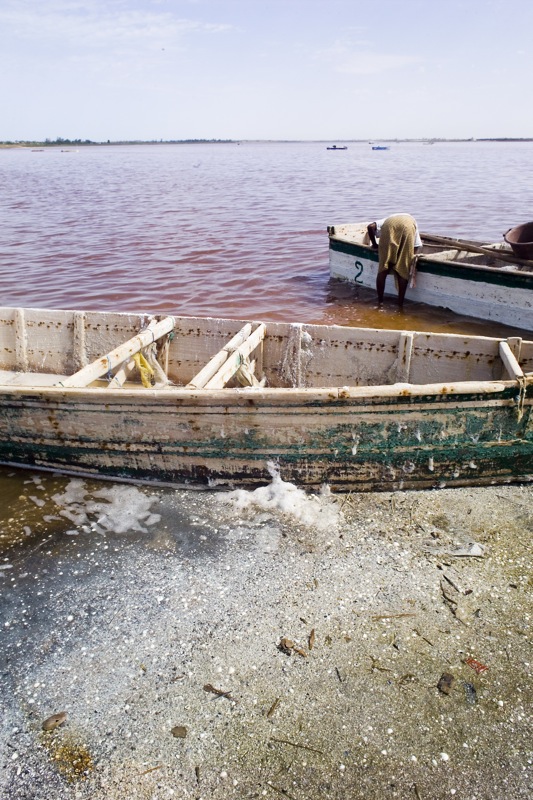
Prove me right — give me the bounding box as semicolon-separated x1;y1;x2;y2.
3;138;533;149
1;474;531;798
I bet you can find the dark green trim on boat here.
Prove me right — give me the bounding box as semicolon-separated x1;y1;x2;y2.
329;238;533;290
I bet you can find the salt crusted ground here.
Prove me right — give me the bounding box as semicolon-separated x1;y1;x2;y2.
0;470;531;799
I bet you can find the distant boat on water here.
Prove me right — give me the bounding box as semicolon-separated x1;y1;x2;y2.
327;145;348;150
371;145;390;151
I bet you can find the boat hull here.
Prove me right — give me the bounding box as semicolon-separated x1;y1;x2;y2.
329;233;533;330
1;382;531;491
1;307;532;492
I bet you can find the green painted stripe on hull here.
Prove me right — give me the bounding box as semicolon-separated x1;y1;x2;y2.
0;441;532;491
1;383;531;489
1;401;531;463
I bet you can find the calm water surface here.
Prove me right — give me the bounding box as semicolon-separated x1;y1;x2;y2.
2;140;533;337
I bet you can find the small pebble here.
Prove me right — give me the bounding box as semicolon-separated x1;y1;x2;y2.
42;712;67;732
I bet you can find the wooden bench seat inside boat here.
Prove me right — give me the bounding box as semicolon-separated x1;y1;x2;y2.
0;369;69;387
0;369;175;390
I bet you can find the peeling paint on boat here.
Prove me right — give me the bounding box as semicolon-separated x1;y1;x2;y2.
0;307;532;491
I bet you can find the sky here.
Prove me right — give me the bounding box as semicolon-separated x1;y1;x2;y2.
1;0;532;142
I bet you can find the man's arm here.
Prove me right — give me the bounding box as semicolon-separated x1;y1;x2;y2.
367;222;378;249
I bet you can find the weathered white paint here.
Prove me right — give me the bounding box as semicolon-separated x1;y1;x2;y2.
0;307;532;490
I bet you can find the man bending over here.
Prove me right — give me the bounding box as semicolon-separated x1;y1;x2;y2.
367;214;422;308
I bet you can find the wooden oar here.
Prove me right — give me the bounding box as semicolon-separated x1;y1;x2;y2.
204;324;266;389
186;323;252;388
421;233;533;270
57;316;175;388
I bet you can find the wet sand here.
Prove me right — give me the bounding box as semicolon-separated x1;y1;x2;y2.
1;474;532;799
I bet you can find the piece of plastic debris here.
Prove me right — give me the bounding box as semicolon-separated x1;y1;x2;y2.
450;543;485;557
463;682;477;705
465;657;488;674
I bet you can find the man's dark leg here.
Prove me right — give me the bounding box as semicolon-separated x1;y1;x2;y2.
376;269;387;304
397;275;408;308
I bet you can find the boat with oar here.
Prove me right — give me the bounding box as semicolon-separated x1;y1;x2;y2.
1;307;532;491
328;222;533;330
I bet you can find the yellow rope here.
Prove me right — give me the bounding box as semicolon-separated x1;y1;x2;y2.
132;352;155;388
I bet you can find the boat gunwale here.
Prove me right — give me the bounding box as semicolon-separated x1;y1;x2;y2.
2;306;532;342
328;233;533;280
0;378;527;402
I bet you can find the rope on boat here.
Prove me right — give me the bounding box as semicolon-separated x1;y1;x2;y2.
280;323;302;388
133;352;155;388
517;375;527;422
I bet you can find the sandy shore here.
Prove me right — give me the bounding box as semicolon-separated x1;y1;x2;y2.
1;474;532;799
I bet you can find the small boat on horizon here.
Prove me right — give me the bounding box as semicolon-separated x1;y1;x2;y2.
327;144;348;150
0;307;532;492
372;145;390;150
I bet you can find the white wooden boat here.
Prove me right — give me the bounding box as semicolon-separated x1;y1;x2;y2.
1;307;532;492
329;223;533;330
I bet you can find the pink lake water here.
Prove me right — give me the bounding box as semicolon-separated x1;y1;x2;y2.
1;140;533;337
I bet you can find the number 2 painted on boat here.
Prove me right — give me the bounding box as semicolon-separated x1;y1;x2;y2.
354;260;364;283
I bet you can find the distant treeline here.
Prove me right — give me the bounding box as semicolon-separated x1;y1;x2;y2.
1;138;235;147
2;137;532;147
475;138;533;142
